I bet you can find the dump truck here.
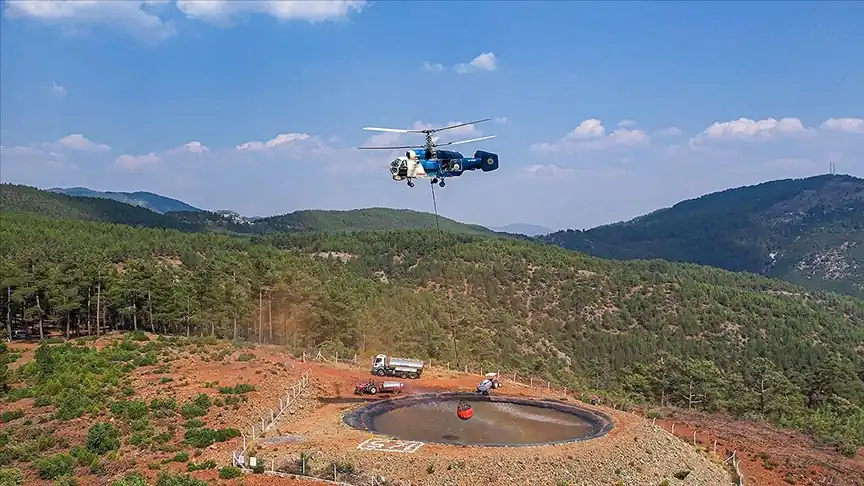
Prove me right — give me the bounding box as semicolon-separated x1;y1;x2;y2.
354;379;404;396
370;353;424;379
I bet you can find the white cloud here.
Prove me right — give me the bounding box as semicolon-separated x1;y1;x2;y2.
494;117;508;124
4;0;178;43
690;117;809;145
3;133;112;154
531;119;650;153
3;0;366;42
174;0;366;25
115;152;160;171
653;127;683;137
820;117;864;134
522;164;576;177
50;81;66;97
52;134;112;151
235;132;333;155
455;52;498;74
114;141;209;171
165;140;209;155
421;61;444;73
617;120;636;128
425;53;499;74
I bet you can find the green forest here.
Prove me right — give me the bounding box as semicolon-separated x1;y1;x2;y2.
541;174;864;298
2;211;863;455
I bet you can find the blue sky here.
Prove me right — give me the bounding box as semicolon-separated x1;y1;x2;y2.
1;1;862;231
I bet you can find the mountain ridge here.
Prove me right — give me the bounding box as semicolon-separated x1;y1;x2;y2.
540;174;864;298
48;186;204;214
2;184;508;237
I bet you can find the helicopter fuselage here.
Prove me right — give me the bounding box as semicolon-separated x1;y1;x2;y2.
389;148;499;184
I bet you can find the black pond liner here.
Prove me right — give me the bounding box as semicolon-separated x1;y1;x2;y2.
342;392;614;447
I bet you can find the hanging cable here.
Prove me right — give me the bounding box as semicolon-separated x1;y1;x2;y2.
430;182;441;234
430;181;443;252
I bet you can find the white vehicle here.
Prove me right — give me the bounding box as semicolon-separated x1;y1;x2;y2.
371;354;424;379
477;373;501;395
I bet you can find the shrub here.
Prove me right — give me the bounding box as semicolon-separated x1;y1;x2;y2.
129;331;150;342
155;472;208;486
180;394;211;419
183;428;240;448
0;468;23;486
187;460;216;471
0;410;24;423
111;472;149;486
35;454;75;480
53;476;78;486
86;422;120;455
218;383;255;395
218;466;242;479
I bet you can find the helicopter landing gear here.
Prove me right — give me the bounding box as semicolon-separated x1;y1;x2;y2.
430;178;445;188
407;180;415;188
439;180;446;188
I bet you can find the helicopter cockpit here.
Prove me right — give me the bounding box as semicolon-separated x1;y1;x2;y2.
389;157;408;180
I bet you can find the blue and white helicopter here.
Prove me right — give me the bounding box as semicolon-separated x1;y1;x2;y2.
358;118;500;188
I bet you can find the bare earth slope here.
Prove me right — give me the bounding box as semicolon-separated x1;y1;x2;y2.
3;335;738;486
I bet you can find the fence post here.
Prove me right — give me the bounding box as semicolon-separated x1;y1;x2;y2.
671;423;675;435
713;439;717;453
693;430;697;446
530;377;534;387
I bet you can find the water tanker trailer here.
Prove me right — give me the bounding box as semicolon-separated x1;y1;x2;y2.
370;354;424;379
354;379;404;396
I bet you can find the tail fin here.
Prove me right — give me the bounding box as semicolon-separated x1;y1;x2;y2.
474;150;499;172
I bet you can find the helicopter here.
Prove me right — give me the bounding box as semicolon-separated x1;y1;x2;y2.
357;118;500;188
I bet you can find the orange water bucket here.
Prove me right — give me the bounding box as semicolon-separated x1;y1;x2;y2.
456;401;473;420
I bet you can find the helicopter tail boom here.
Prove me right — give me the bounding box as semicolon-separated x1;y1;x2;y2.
469;150;499;172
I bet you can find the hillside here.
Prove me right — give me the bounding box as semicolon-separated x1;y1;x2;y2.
0;183;201;231
49;186;204;213
253;207;499;235
3;184;504;238
540;174;864;298
2;211;862;455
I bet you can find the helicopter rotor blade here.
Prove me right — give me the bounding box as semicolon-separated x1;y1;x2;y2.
436;135;496;147
362;126;426;134
356;145;421;150
429;118;492;133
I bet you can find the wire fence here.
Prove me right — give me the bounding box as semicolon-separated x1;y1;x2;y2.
232;369;311;468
